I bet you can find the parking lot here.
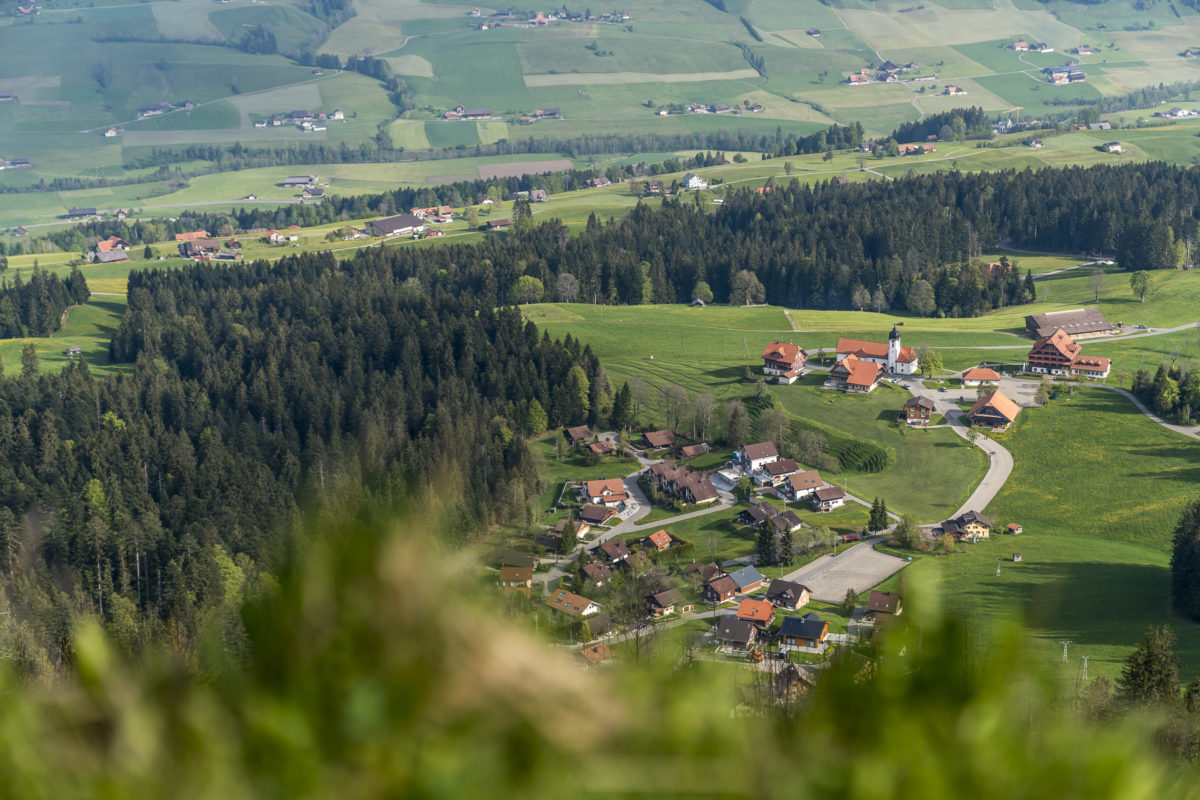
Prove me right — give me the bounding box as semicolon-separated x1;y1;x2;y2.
783;544;908;603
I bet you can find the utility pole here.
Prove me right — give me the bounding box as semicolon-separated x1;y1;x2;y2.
1081;655;1089;683
996;558;1002;577
1061;640;1072;663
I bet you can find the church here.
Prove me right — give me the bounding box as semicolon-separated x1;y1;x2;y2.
834;326;919;375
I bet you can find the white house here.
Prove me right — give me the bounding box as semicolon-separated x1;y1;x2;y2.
682;172;708;190
811;486;845;512
737;442;778;473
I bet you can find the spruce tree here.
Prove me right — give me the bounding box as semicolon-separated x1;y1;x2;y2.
780;527;793;567
1170;498;1200;620
1117;625;1181;707
611;382;632;431
756;526;776;568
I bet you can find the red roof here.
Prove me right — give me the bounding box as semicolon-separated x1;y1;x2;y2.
174;230;210;242
834;354;882;387
737;598;776;624
836;337;917;363
646;529;672;549
967;390;1021;423
962;367;1001;382
1032;328;1080;360
584;479;627;502
761;340;805;364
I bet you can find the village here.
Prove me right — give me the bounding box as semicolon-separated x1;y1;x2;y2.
492;306;1121;688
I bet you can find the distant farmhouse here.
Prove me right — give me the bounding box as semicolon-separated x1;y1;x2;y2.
138;102;174;120
1045;65;1086;84
760;341;806;384
368;213;425;238
1024;307;1115;339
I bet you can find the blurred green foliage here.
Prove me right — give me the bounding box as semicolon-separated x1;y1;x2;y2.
0;511;1198;799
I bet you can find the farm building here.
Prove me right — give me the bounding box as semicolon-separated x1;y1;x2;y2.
1024;308;1116;339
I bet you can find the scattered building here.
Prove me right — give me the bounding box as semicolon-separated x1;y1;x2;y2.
545;588;600;617
761;340;807;384
704;575;739;604
945;85;967;96
66;207;97;220
966;390;1021;431
765;579;811;611
1104;141;1122;153
367;213;425;237
736;598;776;628
811;486;845;512
647;589;690;618
1074;44;1095;56
497;566;533;594
682;173;708;190
1026;328;1111;378
643;429;676;449
642;529;673;552
736;441;779;473
867;590;902;615
564;425;592;444
828;353;883;393
712;617;758;649
779;612;829;651
282;175;317;188
835;327;919;374
1007;523;1024;535
961;367;1002;386
903;395;936;426
680;443;709;459
1025;308;1116;339
487;218;513;230
580;478;628;507
728;566;766;594
780;470;824;501
940;510;994;541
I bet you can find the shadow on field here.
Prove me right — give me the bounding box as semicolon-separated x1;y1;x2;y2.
90;299;126;321
969;559;1169;647
702;365;751;384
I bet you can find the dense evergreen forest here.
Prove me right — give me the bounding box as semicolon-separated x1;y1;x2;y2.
0;268;89;338
0;255;603;670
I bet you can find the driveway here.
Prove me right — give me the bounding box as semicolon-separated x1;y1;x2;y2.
781;537;908;603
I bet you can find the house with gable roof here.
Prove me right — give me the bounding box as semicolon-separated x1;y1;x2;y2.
1025;328;1111;378
761;341;807;384
736;441;778;473
966;390;1021;432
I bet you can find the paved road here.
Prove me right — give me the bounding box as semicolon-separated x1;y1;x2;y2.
900;377;1014;520
1091;384;1200;441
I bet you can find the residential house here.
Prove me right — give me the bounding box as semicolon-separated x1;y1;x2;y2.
586;176;611;188
962;367;1002;386
728;566;766;594
578;641;613;666
781;470;824;501
0;93;12;102
13;226;28;236
588;440;615;455
647;460;719;505
898;144;934;155
497;566;533;594
712;617;758;649
1009;40;1029;51
736;441;779;473
766;509;804;536
772;663;816;702
1030;42;1053;52
545;588;600;617
491;548;535;568
104;126;124;137
643;429;675;449
1026;308;1116;340
847;73;871;85
331;109;345;120
487;218;513;230
828;354;882;393
577;504;617;526
945;85;967;96
736;501;776;527
530;189;549;203
582;561;612;587
966;390;1021;431
811;486;845;512
1075;45;1096;55
95;235;126;254
642;529;673;552
682;173;708;190
761;340;807;384
67;207;97;220
807;27;820;36
778;612;829;650
5;158;32;169
703;575;739;604
836;327;919;374
301;187;325;199
867;590;902;615
765;579;811;610
736;598;776;628
680;443;709;459
647;589;691;618
754;458;800;487
367;213;425;237
137;102;173;119
684;561;724;584
564;425;592;444
597;538;631;565
645;180;663;196
941;510;994;541
1104;141;1123;153
904;395;936;425
282;175;316;188
1007;523;1024;535
580;478;628;507
178;238;225;259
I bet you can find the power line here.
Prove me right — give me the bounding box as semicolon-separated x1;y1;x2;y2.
1060;640;1072;663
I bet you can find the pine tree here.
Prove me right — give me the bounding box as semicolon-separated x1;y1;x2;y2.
1170;498;1200;620
756;526;776;568
780;527;793;567
842;588;858;614
611;382;632;431
1117;625;1181;707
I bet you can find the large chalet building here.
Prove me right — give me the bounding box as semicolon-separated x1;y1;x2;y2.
835;326;919;375
647;461;719;505
828;354;882;393
761;341;807;384
966;390;1021;431
1025;328;1111;379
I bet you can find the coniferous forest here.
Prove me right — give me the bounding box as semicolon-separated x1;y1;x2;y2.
0;254;606;670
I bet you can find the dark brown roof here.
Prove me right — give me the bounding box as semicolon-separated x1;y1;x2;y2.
644;429;676;448
582;562;612;582
764;458;800;476
740;442;778;461
814;486;845;501
707;575;739;597
498;566;533;582
941;510;994;534
867;590;901;614
578;641;613;664
1025;308;1115;338
648;589;684;608
788;470;823;492
905;396;936;410
578;505;615;524
565;425;592;442
713;617;758;645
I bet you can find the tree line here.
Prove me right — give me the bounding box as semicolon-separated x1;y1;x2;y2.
890;107;995;144
0;267;88;338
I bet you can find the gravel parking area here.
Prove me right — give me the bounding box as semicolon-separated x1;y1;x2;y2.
784;544;908;603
